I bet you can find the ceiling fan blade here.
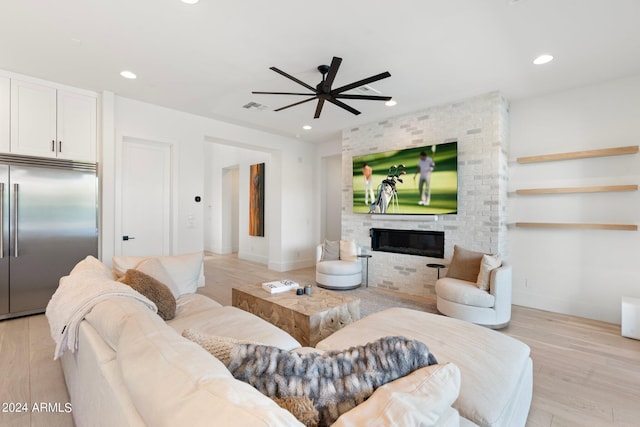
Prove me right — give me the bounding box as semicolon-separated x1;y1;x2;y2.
270;67;317;93
274;96;318;112
331;71;392;95
327;98;361;116
252;91;316;96
334;94;392;101
314;99;325;119
322;57;343;92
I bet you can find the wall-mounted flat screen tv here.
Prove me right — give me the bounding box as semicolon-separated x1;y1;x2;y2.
352;141;458;215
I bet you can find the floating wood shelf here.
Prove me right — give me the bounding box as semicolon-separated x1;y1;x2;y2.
515;222;637;231
517;145;639;164
516;184;638;195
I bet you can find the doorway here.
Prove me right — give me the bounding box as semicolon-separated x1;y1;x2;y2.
221;166;240;253
120;138;172;256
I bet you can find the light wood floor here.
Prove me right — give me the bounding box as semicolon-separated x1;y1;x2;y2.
1;253;639;427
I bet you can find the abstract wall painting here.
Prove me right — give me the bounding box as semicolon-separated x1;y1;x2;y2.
249;163;265;237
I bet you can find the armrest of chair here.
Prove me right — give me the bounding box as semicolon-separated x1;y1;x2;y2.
316;244;324;263
489;263;512;313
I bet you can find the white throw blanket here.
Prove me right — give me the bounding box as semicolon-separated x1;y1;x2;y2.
46;268;157;360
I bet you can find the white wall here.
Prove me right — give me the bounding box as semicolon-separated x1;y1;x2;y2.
509;74;640;324
102;96;318;271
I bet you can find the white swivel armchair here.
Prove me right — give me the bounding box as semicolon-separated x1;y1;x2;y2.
315;242;362;290
436;263;512;329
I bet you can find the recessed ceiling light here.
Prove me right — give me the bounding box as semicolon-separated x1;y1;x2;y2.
302;125;312;131
120;70;137;79
533;54;554;65
385;99;397;107
181;0;199;4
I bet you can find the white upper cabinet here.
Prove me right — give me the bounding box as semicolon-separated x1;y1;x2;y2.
10;80;57;158
8;78;97;162
57;91;97;162
0;77;9;153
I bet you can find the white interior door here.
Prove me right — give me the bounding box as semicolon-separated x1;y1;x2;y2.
121;139;171;256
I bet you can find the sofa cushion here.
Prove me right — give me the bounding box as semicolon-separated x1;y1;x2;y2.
316;260;361;276
167;305;301;351
119;269;177;320
436;278;495;308
477;254;502;291
136;258;181;299
113;252;205;295
315;307;531;427
446;245;484;282
321;240;340;261
339;240;358;262
70;255;117;280
175;293;223;319
332;363;461;427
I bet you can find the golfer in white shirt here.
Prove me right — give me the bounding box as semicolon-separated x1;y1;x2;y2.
413;151;435;205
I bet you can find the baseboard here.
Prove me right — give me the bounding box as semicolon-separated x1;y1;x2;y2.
238;252;268;265
268;258;315;272
512;290;620;325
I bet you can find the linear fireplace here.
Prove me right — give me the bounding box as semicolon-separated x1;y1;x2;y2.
370;228;444;258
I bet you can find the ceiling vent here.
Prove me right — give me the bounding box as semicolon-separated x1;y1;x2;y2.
353;85;382;96
242;101;269;111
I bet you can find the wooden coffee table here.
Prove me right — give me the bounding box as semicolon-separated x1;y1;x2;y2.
232;283;360;347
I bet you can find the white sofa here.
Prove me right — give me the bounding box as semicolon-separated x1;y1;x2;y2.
315;243;363;290
52;256;465;426
436;263;512;329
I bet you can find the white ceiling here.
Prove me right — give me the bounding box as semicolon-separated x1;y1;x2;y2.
1;0;639;143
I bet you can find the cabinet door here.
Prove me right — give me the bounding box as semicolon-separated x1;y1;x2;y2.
56;91;97;162
0;77;9;153
10;80;57;158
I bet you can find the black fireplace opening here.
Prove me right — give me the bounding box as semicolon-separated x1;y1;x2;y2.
370;228;444;258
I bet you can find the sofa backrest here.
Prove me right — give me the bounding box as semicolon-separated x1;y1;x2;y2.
85;298;303;426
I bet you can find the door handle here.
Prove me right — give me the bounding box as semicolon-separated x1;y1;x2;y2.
51;140;55;152
58;141;62;153
13;184;18;257
122;236;136;241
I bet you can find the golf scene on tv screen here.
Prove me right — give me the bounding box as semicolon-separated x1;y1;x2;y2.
352;141;458;215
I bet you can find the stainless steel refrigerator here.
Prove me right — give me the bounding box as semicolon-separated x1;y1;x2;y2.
0;154;98;320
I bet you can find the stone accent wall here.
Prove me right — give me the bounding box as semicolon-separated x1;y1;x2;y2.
342;91;509;298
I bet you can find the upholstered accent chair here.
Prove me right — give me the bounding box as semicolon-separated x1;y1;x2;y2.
316;241;362;290
435;246;512;329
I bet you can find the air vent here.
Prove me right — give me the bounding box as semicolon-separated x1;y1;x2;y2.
242;101;270;111
353;85;382;96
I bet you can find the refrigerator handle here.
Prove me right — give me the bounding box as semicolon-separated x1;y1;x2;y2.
13;183;18;258
0;183;3;259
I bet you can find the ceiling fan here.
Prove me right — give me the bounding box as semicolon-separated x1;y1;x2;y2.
252;56;392;119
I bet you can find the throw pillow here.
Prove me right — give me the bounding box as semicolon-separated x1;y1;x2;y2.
113;252;204;296
136;258;181;299
226;336;437;426
272;397;319;427
332;363;461;427
339;240;358;262
321;240;340;261
476;254;502;291
446;245;485;282
118;269;176;320
181;329;262;366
